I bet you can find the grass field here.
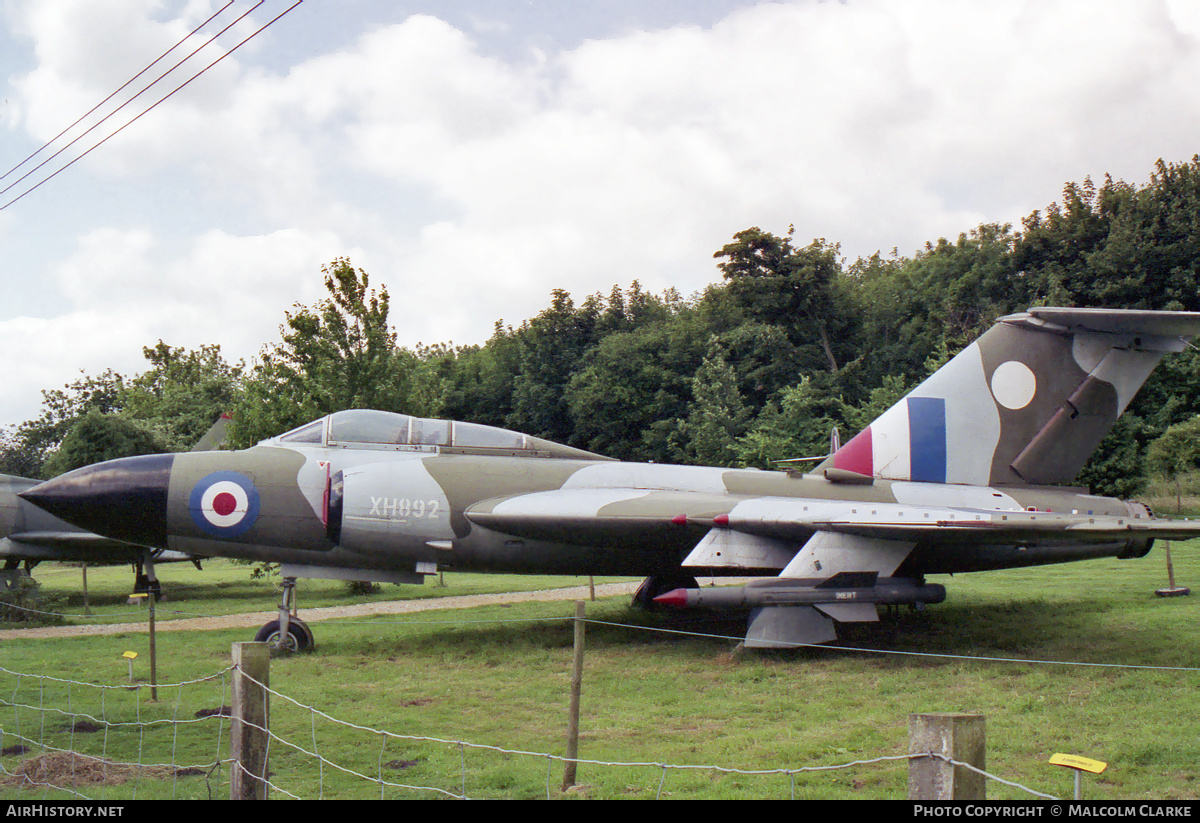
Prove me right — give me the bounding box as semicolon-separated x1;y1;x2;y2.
2;543;1199;801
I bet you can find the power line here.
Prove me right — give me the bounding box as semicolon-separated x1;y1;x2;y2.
0;0;303;211
0;0;238;184
0;0;266;201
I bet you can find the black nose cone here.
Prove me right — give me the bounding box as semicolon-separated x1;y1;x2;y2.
19;454;174;547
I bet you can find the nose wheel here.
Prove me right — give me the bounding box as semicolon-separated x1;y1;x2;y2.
254;577;314;653
254;617;315;653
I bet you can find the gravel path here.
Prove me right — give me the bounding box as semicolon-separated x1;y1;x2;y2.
0;581;646;641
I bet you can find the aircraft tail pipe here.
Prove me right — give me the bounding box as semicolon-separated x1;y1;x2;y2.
1118;501;1156;559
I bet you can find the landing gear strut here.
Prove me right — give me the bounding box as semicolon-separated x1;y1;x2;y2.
1;559;32;590
132;553;163;601
254;577;314;653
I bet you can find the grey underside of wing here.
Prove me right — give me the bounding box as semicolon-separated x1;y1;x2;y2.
0;533;142;561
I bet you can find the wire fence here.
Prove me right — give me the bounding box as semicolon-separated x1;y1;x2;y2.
0;665;234;799
0;654;1056;801
0;612;1103;801
3;585;1198;800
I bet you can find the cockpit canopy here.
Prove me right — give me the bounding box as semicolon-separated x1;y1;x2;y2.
268;409;608;460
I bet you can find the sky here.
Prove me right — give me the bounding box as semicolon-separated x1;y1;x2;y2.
2;0;1200;430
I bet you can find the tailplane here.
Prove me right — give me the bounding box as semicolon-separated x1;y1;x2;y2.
815;308;1200;486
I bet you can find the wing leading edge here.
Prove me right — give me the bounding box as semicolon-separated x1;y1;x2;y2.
466;488;1195;556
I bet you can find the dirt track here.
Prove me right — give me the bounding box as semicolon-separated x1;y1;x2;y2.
0;581;646;641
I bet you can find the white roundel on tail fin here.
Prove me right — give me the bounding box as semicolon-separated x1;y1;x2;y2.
990;360;1036;410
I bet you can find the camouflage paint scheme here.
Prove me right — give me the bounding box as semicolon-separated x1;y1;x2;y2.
21;309;1200;646
821;308;1193;487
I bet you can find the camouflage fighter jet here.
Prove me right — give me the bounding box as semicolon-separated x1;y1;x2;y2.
19;309;1200;650
1;413;231;596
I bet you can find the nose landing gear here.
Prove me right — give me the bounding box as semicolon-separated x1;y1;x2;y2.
254;577;314;653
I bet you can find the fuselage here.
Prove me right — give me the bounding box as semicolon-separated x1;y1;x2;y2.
18;412;1154;581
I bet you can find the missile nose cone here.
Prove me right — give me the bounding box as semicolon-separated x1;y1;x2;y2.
20;454;174;547
652;588;690;608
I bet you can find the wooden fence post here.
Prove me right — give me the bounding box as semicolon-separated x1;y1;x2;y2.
562;601;585;792
148;594;157;701
231;642;271;800
908;713;986;800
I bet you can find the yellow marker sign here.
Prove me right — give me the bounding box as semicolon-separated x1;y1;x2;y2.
122;651;138;660
1050;753;1107;774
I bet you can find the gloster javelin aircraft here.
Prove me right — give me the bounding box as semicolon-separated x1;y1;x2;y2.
20;308;1200;650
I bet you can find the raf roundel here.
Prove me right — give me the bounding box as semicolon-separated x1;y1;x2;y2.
188;472;260;538
990;360;1037;410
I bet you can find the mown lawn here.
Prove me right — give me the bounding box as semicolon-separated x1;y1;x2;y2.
2;543;1198;800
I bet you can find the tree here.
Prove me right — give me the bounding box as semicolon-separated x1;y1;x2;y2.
43;411;168;476
230;259;415;446
506;289;601;444
0;427;43;477
122;342;243;451
1075;415;1148;499
734;373;844;468
1084;159;1200;311
438;324;522;429
1012;176;1118;305
0;341;243;477
714;227;847;373
0;370;125;479
677;340;753;466
564;317;705;461
1147;417;1200;481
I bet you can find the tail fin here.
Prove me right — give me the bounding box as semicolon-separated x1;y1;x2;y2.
815;308;1200;486
190;413;233;452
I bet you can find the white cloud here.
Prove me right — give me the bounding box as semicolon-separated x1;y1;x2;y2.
0;226;348;427
6;0;1200;428
12;0;246;174
54;226;349;346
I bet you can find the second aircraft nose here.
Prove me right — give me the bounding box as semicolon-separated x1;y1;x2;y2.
19;454;175;547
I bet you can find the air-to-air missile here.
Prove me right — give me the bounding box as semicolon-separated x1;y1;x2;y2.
653;572;947;610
